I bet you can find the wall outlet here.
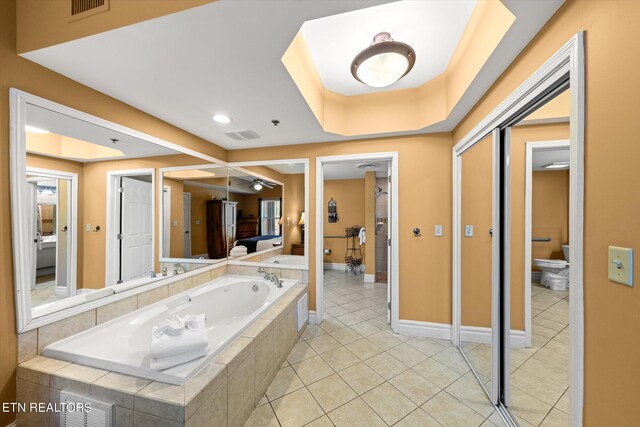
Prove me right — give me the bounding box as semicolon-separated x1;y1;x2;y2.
434;225;443;237
608;246;634;287
195;219;200;225
465;225;474;237
86;223;91;232
173;220;178;227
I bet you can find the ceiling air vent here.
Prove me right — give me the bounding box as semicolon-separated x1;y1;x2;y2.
223;130;260;141
70;0;109;22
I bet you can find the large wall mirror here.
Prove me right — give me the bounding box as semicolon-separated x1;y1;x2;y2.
225;161;308;270
10;89;223;330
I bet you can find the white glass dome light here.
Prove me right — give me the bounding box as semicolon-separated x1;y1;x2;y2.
351;32;416;88
212;114;232;124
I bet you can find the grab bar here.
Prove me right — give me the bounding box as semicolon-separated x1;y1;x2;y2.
532;237;552;242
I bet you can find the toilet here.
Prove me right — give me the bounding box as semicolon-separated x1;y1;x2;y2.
534;244;570;290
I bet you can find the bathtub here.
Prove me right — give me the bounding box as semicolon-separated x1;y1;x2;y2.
42;275;298;385
264;255;305;266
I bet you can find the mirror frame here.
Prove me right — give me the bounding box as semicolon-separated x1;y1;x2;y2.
226;160;310;270
9;88;224;332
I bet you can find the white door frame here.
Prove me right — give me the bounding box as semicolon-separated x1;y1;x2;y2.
105;169;155;286
26;167;78;298
452;33;584;424
524;140;570;347
183;192;192;257
315;152;399;333
162;185;171;258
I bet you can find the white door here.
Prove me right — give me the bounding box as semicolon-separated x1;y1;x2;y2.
121;177;153;281
183;192;191;257
162;186;171;258
28;181;38;291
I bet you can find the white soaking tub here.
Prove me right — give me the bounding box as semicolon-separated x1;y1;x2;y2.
264;255;305;266
42;275;298;385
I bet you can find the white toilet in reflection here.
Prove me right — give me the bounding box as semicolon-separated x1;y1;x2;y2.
534;244;570;290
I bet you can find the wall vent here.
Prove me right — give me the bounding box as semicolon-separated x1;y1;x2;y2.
70;0;109;22
223;130;260;141
60;391;113;427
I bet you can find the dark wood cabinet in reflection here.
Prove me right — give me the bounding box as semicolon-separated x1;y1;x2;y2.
206;200;226;259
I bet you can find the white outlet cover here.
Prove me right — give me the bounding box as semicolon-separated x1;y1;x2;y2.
608;246;633;287
435;225;443;237
465;225;474;237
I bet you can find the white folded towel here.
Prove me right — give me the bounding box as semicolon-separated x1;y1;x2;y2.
150;313;208;359
150;345;209;370
358;227;366;245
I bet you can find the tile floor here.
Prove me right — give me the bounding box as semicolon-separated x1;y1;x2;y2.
31;275;63;307
244;270;503;427
463;283;569;426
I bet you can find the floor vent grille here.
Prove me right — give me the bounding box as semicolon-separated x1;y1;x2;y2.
60;391;113;427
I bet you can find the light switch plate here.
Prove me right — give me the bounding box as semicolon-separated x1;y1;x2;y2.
85;223;91;232
195;219;200;225
465;225;474;237
435;225;443;237
608;246;633;287
173;220;178;227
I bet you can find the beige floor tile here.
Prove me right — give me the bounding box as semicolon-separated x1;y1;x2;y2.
265;366;304;401
327;397;386;427
361;382;417;425
307;373;357;412
318;346;360;372
319;318;346;333
335;313;364;326
271;388;324;427
329;327;362;345
519;358;569;387
287;341;318;364
386;343;429;367
291;355;334;385
421;392;486;427
445;377;494;417
349;321;382;337
508;387;552;426
345;338;383;360
304;415;334;427
389;369;441;406
301;325;327;340
244;404;280;427
555;389;570;414
337;362;384;395
406;337;448;356
540;408;569;426
364;352;408;380
432;347;471;375
510;369;566;406
366;331;404;350
306;334;342;355
256;395;268;407
394;408;441;427
413;358;462;389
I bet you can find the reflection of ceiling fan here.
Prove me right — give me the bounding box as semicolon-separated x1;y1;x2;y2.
250;178;275;191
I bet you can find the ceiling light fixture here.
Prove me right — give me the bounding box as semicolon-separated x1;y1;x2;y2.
544;162;570;169
212;114;232;124
253;180;263;191
351;32;416;88
25;125;50;134
357;162;380;170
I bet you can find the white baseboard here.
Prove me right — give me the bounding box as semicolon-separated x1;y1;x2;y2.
398;320;452;340
460;325;526;348
364;274;375;283
323;263;366;271
308;310;317;325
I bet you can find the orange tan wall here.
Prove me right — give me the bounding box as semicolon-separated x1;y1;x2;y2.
509;123;570;330
227;133;453;323
452;0;640;422
238;186;283;219
532;171;570;267
281;174;305;255
1;1;227;419
183;184;228;256
460;134;493;329
17;0;216;53
323;179;366;265
163;178;184;259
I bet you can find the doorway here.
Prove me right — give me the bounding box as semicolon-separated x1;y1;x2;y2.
315;152;399;333
106;169;155;286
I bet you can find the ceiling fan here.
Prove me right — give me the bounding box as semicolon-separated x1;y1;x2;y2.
249;178;275;191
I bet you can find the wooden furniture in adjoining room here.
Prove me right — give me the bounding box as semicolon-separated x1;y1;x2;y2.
237;217;259;239
206;200;237;259
291;243;304;256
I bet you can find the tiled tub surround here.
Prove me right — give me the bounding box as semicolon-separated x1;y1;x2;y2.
16;284;308;427
230;247;284;263
42;276;301;385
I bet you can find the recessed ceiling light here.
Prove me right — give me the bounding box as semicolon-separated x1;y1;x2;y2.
544;162;570;169
212;114;232;124
351;32;416;88
25;125;49;134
